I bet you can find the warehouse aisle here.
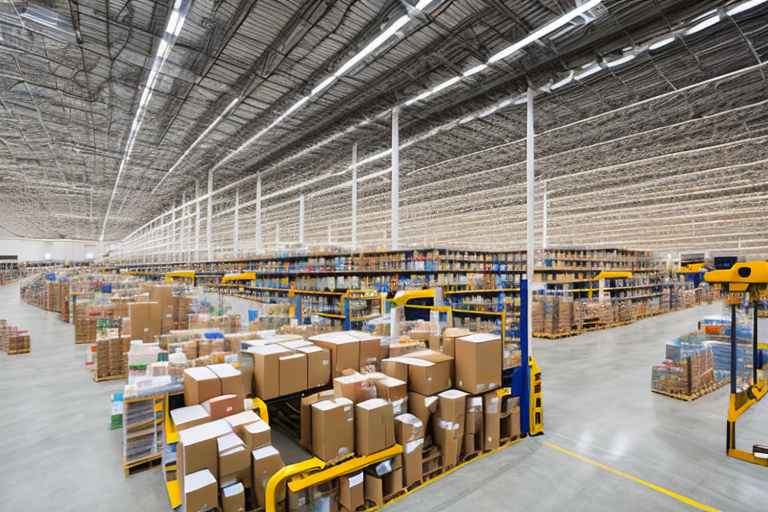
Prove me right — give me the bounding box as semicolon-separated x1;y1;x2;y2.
0;282;168;512
388;303;768;512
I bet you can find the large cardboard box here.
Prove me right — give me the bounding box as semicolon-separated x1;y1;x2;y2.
183;366;222;407
184;469;218;512
298;345;331;388
388;342;421;358
201;394;243;421
400;351;453;396
209;364;246;402
252;446;286;509
170;405;210;432
127;302;150;340
383;467;403;496
148;301;162;338
311;398;355;461
442;328;471;357
300;390;335;450
483;391;502;451
395;414;424;487
350;332;382;369
224;410;261;439
247;345;291;400
434;390;468;468
334;372;376;403
381;358;409;384
465;396;484;435
355;399;395;456
455;333;502;394
149;285;174;311
364;474;384;507
221;482;246;512
374;377;407;402
308;332;360;377
279;352;308;396
407;392;438;433
243;420;271;451
437;389;468;430
501;406;521;441
339;472;364;512
218;432;250;480
177;419;233;480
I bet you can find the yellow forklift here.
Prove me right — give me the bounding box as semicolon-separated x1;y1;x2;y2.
704;261;768;466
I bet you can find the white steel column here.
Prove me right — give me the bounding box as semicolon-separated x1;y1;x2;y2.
171;201;177;262
180;193;186;261
256;173;262;253
233;188;240;258
526;88;535;350
299;194;305;246
186;201;192;261
195;180;200;261
207;170;213;260
391;107;399;251
352;143;358;250
542;181;548;250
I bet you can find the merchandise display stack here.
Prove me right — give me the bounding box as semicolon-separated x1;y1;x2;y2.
0;320;30;355
94;336;130;382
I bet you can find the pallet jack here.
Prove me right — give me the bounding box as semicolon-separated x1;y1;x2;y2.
704;261;768;466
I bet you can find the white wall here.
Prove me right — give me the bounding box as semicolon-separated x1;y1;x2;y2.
0;226;113;262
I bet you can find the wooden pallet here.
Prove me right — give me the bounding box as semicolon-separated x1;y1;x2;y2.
7;349;30;355
124;454;162;477
651;379;729;402
93;374;126;382
460;450;481;464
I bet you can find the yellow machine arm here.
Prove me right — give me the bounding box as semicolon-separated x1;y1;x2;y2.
704;261;768;297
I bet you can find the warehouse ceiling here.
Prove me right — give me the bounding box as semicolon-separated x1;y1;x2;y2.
1;0;767;256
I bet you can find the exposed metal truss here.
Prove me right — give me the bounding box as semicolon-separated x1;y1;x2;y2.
1;0;767;258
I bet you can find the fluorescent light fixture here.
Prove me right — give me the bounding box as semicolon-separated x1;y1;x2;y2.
727;0;768;15
44;252;51;260
285;96;309;116
335;15;411;76
157;39;169;57
415;0;436;10
550;72;574;90
575;64;602;80
488;0;602;63
684;15;721;35
463;64;487;77
648;36;675;50
167;11;179;34
405;90;433;106
311;76;336;96
432;76;461;93
606;54;636;68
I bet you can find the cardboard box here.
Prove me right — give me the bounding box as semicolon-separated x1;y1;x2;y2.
433;421;461;469
375;377;407;402
383;467;403;496
355;399;395;456
148;301;162;337
224;410;261;439
355;334;383;369
364;474;384;507
221;482;246;512
252;446;286;509
483;391;501;451
400;351;453;395
312;398;355;461
201;394;243;421
388;342;421;358
339;472;364;512
298;345;331;388
455;333;502;394
437;389;468;429
434;390;468;468
247;345;291;400
309;332;360;377
184;367;222;406
184;469;218;512
127;302;149;339
177;419;233;480
501;406;521;440
334;372;376;403
401;437;423;487
243;420;271;451
218;432;250;480
407;392;438;433
220;466;251;491
442;328;471;357
465;396;483;435
300;391;335;450
279;352;308;396
209;364;246;402
394;414;423;444
381;358;409;384
170;405;209;432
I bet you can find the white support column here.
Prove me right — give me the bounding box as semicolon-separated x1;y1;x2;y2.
180;193;186;262
299;194;305;246
352;143;358;250
526;88;535;351
195;180;200;261
233;188;240;258
207;170;213;260
391;107;399;251
186;201;192;261
256;173;262;254
171;201;177;262
542;181;548;250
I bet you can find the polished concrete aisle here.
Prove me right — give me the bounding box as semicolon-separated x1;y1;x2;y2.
2;284;767;511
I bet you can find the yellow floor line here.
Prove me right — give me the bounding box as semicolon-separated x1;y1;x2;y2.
544;442;721;512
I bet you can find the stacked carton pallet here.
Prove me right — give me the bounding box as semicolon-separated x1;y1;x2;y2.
94;337;129;381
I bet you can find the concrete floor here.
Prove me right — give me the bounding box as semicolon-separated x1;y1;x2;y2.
1;283;766;511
